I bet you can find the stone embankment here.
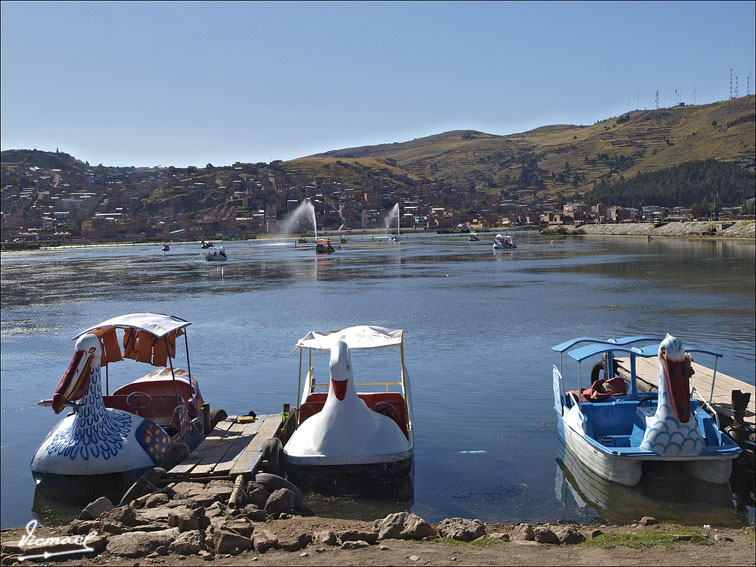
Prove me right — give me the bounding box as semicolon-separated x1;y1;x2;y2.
2;473;754;566
542;220;755;238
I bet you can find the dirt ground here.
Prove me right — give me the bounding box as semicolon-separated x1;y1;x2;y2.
2;515;754;567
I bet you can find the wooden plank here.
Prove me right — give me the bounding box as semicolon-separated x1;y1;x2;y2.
229;414;282;476
212;419;265;475
190;422;247;476
169;419;236;475
616;356;755;425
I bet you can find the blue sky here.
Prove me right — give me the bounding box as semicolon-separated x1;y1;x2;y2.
1;1;754;167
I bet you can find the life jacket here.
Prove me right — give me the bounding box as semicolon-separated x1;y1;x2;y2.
567;377;627;403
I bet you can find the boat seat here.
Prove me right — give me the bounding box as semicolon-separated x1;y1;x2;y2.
104;394;186;428
600;434;632;447
298;392;409;438
112;380;198;418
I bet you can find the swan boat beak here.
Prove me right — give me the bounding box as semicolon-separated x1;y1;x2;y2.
51;342;95;414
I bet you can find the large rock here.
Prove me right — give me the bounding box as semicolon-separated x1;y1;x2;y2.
213;527;252;554
533;527;560;545
144;493;170;508
167;510;199;532
252;529;279;553
101;505;140;527
80;497;114;520
554;527;586;545
255;473;303;509
264;488;295;515
246;482;271;509
227;520;255;538
106;528;180;558
437;518;486;542
373;512;437;540
279;532;311;551
312;530;338;546
171;480;234;506
168;530;204;555
243;505;267;522
510;523;535;541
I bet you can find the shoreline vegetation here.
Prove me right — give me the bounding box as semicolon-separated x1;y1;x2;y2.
1;483;754;566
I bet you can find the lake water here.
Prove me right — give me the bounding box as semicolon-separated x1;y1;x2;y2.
1;233;754;529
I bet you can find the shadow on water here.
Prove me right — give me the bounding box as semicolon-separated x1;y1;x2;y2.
555;440;749;527
301;473;415;522
32;475;132;526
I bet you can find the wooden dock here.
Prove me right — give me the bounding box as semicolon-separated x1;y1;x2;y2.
616;356;755;427
168;413;283;480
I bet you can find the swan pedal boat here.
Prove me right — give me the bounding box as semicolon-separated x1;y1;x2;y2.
283;326;414;487
552;335;740;486
31;313;205;488
492;233;516;249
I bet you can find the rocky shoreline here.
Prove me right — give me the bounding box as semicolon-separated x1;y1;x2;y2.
541;220;756;238
2;474;754;566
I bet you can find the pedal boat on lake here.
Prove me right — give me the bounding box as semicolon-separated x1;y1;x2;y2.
492;233;516;249
31;313;205;487
205;247;227;261
315;238;335;254
283;325;414;487
552;334;740;486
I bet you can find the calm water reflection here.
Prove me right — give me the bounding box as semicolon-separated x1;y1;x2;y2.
1;233;754;528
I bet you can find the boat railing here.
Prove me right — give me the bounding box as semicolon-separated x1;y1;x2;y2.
691;387;721;434
308;380;405;393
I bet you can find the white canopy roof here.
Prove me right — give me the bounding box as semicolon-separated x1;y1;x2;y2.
296;325;403;351
74;313;191;339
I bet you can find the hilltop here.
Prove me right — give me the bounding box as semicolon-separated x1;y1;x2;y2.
309;96;756;197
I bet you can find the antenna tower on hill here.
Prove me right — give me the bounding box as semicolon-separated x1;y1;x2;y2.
730;68;733;99
655;87;659;109
735;76;739;98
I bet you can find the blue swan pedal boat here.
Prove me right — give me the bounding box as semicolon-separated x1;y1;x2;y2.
283;326;414;488
552;334;740;486
31;313;206;488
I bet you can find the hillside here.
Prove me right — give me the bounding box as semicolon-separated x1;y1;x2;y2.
309;96;756;197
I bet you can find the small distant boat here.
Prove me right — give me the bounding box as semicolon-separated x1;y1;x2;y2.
31;313;206;487
492;233;515;250
161;243;170;254
552;335;740;486
201;240;215;249
205;247;227;261
315;239;335;254
468;233;480;242
284;326;414;489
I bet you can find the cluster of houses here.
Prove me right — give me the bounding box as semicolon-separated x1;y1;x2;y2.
0;156;737;246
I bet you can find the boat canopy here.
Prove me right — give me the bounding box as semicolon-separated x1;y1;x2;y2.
296;325;403;351
74;313;191;340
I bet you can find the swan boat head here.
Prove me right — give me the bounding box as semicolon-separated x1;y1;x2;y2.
31;334;171;479
639;334;704;456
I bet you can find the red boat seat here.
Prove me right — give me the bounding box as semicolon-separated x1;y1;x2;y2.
104;394;187;428
112;380;197;417
298;392;409;438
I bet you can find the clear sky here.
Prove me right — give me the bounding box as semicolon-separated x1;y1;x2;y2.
1;1;754;167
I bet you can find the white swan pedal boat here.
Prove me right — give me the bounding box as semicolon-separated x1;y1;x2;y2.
31;313;206;488
492;233;516;249
552;334;740;486
283;325;414;487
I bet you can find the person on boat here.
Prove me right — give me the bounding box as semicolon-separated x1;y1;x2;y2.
219;247;227;258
